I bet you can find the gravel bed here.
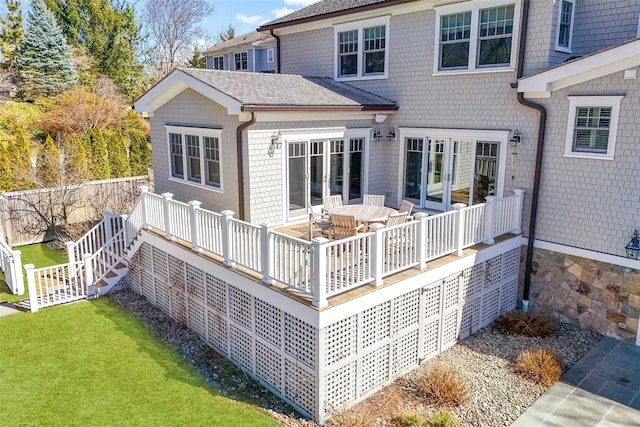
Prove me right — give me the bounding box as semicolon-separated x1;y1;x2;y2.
109;289;602;427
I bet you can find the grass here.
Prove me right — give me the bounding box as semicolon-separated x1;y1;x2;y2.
408;363;469;407
0;298;279;426
0;241;68;303
514;347;563;387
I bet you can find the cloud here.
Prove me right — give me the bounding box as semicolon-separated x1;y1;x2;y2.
272;7;296;19
236;13;268;24
284;0;321;6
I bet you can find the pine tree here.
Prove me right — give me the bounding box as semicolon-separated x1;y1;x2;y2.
128;130;151;176
63;133;89;182
4;128;34;189
0;0;23;69
0;143;11;190
186;47;206;68
89;127;110;179
16;0;77;99
36;134;61;187
106;130;130;178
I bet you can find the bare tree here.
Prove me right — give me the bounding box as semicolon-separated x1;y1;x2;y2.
143;0;213;76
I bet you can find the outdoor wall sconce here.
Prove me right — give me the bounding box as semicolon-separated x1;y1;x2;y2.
373;128;383;142
387;127;397;141
510;129;522;147
268;132;282;157
625;230;640;259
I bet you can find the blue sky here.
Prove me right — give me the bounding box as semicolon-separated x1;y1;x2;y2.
203;0;321;39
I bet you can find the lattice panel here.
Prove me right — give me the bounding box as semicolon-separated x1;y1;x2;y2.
155;278;170;313
324;315;356;367
459;299;481;339
255;340;282;391
423;284;440;319
230;324;254;373
207;310;228;355
323;362;356;410
359;345;389;396
229;286;253;330
443;275;459;310
441;311;458;348
255;299;282;347
500;279;518;314
422;320;440;357
152;247;168;281
128;252;141;293
185;264;205;303
285;360;316;416
140;245;154;301
392;330;418;375
360;302;390;350
502;248;520;279
169;287;186;324
206;273;227;314
391;289;420;333
465;265;484;299
285;313;316;369
188;300;207;338
168;255;185;288
484;256;502;289
481;288;501;326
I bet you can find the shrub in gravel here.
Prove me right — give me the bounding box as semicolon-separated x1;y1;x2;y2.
495;310;556;337
326;404;378;427
514;347;563;387
429;411;463;427
411;363;469;407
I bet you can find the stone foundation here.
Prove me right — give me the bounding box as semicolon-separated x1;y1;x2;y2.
525;247;639;343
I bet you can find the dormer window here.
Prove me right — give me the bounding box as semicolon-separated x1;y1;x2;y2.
334;16;389;80
555;0;575;52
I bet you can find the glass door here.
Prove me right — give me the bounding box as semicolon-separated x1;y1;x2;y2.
288;141;307;218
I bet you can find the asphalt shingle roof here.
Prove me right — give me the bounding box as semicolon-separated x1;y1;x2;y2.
204;31;274;54
179;68;397;110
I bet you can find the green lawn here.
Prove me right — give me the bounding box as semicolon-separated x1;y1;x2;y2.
0;242;68;303
0;298;279;426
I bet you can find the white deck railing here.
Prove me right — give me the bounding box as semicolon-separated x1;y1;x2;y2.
0;233;23;295
25;261;87;310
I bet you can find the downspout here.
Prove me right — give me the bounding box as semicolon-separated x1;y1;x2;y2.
236;112;256;221
270;29;281;73
514;0;547;310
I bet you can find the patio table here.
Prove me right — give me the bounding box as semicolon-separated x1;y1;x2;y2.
328;204;397;229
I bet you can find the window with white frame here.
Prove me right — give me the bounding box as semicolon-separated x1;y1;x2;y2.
234;51;248;70
212;55;224;70
556;0;574;52
565;96;623;160
266;48;274;63
166;126;223;189
334;16;389;80
435;1;518;73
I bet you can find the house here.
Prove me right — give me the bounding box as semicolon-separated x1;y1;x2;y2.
204;31;276;73
125;0;640;422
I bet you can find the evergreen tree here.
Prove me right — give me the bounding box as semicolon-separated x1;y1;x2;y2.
89;127;110;179
0;0;23;69
186;47;206;68
128;130;151;176
106;130;130;178
16;0;77;99
0;143;11;190
36;134;61;187
217;24;235;42
63;133;89;182
4;128;33;189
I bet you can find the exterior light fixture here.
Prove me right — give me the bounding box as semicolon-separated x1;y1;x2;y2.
387;127;396;141
373;128;383;142
625;230;640;259
268;132;282;157
374;113;387;123
510;129;522;147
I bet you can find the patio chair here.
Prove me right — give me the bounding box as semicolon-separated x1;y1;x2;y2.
322;195;343;217
363;194;385;206
308;203;331;239
399;199;414;220
329;214;364;240
384;212;408;227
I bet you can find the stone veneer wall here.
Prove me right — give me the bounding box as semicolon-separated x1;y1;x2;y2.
527;247;639;343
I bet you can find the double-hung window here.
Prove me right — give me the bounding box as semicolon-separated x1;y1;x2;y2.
167;126;223;189
555;0;574;52
212;55;224;70
266;48;274;63
435;1;518;73
334;16;389;80
564;96;623;160
234;51;248;71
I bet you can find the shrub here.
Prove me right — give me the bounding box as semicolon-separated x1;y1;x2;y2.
495;310;556;337
429;411;463;427
393;409;425;427
326;405;377;427
514;347;562;387
411;363;469;407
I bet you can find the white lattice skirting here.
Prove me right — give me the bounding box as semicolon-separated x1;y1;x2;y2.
126;230;520;423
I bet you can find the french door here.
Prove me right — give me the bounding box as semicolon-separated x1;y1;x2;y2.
287;137;365;221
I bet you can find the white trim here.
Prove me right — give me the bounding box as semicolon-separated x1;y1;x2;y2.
253;110;393;123
212;55;225;70
266;48;274;63
432;0;522;75
165;125;224;192
518;39;640;97
333;15;390;81
233;50;249;71
554;0;575;53
564;96;623;160
530;238;640;271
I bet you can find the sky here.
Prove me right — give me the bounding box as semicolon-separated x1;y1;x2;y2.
203;0;321;40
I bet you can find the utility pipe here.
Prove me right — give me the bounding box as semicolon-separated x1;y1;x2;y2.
235;112;256;221
270;29;281;74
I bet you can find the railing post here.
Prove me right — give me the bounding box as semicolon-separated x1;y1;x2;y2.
120;213;130;246
221;210;235;267
513;189;526;234
11;250;23;295
414;212;429;270
261;223;274;285
84;254;95;298
453;203;466;256
162;192;174;240
103;211;113;242
65;240;75;266
25;263;38;312
139;185;149;229
189;201;202;252
311;237;329;308
370;223;385;286
483;196;496;245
